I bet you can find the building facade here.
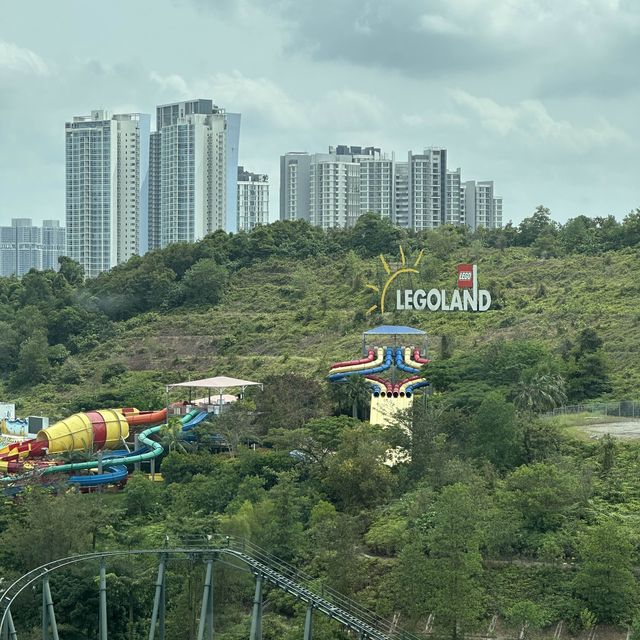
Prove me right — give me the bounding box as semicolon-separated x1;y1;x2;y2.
237;167;269;231
65;110;150;277
0;219;66;277
463;180;503;231
280;145;503;231
149;99;241;247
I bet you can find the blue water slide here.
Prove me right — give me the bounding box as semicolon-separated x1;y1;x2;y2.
68;464;128;486
405;380;430;395
327;347;393;382
395;347;420;374
181;410;209;431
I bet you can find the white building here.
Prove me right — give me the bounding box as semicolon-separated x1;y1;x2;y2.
0;219;66;277
463;180;503;231
150;99;241;248
237;167;269;231
65;110;150;277
309;156;361;229
280;145;503;231
408;148;447;231
445;168;462;225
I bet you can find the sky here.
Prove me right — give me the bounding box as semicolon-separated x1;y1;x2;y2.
1;0;639;227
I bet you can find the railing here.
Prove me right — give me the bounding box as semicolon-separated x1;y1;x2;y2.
544;400;640;418
0;535;422;640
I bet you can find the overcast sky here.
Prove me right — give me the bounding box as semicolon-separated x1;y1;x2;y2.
1;0;639;227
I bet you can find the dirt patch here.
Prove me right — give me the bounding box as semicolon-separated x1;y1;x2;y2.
580;420;640;439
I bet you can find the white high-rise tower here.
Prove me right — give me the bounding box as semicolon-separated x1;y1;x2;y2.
65;110;150;277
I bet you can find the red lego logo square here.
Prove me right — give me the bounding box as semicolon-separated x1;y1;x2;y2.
457;264;473;289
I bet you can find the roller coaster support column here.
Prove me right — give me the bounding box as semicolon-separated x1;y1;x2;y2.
1;609;17;640
303;605;313;640
149;554;167;640
196;559;214;640
99;559;107;640
249;574;263;640
42;575;59;640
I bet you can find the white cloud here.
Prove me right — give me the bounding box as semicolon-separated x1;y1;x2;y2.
0;40;49;75
418;14;465;36
450;89;629;151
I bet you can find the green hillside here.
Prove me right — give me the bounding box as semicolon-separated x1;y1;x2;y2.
2;223;639;418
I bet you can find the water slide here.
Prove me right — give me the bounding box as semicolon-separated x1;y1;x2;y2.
328;348;393;383
0;407;171;487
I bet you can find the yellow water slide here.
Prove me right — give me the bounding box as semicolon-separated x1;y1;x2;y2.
35;409;129;454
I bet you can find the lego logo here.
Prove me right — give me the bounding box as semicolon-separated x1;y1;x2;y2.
459;272;472;280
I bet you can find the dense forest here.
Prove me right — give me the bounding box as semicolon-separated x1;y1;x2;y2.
2;207;640;639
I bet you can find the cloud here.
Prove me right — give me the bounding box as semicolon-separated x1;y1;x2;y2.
0;40;49;75
149;70;386;132
451;90;629;151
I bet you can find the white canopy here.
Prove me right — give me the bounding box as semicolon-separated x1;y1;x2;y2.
167;376;262;393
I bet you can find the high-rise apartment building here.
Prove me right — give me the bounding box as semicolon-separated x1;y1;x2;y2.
309;156;361;229
408;148;447;231
0;219;66;277
280;145;503;231
149;99;241;248
463;181;503;230
281;146;391;227
65;110;150;277
445;168;462;225
237;167;269;231
393;162;410;228
42;220;66;270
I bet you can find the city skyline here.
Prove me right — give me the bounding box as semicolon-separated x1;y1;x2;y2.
1;1;639;228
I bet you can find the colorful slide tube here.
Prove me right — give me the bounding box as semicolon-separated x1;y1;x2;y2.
330;349;377;370
328;348;393;382
394;347;420;375
0;406;170;486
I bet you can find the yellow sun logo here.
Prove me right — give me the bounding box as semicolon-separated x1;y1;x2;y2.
366;246;425;314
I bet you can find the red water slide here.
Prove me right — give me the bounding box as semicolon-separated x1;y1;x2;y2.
330;349;376;370
413;349;430;364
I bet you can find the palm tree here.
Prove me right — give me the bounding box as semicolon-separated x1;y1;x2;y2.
159;418;191;454
338;375;372;420
514;370;567;414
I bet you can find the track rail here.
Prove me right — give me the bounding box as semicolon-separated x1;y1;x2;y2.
0;535;420;640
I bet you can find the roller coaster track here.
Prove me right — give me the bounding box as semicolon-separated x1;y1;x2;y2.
0;535;421;640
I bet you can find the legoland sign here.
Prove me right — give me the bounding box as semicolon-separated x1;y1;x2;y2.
396;263;491;312
366;251;491;314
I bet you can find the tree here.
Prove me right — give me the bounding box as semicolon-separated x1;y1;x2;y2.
255;374;328;433
574;521;638;623
506;600;549;639
12;330;51;387
324;424;395;511
517;205;557;246
566;329;611;401
58;255;85;285
201;402;258;456
513;369;567;413
334;375;371;419
427;483;484;638
180;259;228;306
473;392;521;470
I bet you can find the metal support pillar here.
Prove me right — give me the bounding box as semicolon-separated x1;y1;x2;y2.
249;574;263;640
149;554;167;640
134;433;141;471
99;559;108;640
42;576;60;640
303;604;313;640
196;559;214;640
1;608;17;640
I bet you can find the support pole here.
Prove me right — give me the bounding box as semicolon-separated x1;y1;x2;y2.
7;610;17;640
99;559;108;640
303;604;313;640
42;575;60;640
134;433;141;471
1;608;16;640
196;559;214;640
149;554;167;640
249;574;263;640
